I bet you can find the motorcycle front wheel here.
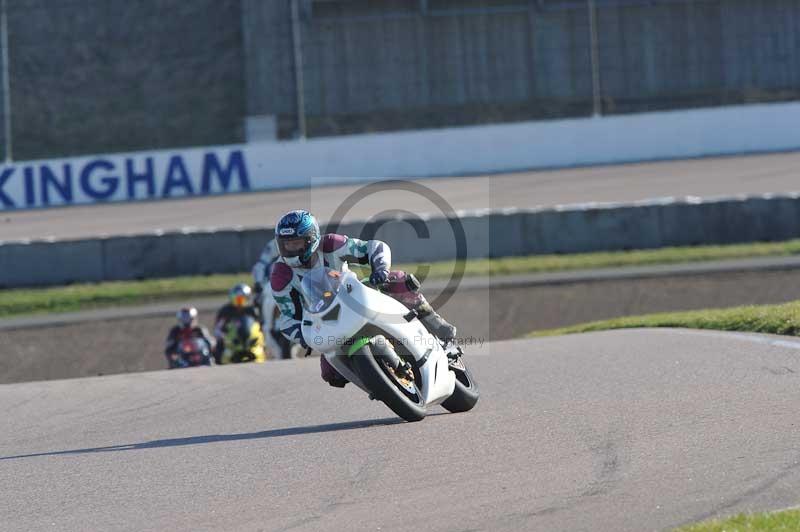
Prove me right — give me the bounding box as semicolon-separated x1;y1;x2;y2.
441;356;480;413
351;343;427;423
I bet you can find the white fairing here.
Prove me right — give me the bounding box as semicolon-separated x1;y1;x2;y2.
301;264;455;407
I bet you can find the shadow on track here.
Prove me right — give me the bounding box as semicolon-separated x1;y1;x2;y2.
0;417;403;461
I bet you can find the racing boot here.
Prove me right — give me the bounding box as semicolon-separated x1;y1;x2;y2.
321;356;348;388
416;301;457;344
381;270;457;343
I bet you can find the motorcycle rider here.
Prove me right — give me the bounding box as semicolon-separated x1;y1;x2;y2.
251;239;292;358
213;283;261;363
251;238;279;306
164;307;215;368
269;209;457;388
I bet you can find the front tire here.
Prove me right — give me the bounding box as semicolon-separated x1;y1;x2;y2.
351;344;427;423
441;358;480;413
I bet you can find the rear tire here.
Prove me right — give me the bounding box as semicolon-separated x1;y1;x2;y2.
441;359;479;413
351;344;427;423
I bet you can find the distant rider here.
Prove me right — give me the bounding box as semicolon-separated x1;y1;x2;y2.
251;238;279;308
268;209;457;388
214;283;261;363
251;238;292;358
164;307;215;368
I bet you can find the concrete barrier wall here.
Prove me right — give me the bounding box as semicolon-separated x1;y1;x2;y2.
4;101;800;211
4;193;800;288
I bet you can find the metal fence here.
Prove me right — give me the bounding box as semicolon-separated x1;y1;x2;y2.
1;0;800;159
0;0;245;161
279;0;800;138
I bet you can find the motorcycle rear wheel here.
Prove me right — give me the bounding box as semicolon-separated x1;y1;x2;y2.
351;344;427;423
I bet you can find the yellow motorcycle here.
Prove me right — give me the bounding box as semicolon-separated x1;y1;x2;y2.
216;315;266;364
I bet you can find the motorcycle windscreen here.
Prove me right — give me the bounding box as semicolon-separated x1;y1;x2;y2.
301;267;344;314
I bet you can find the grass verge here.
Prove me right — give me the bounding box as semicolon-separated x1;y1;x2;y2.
5;238;800;319
675;509;800;531
529;300;800;338
431;239;800;278
0;274;253;318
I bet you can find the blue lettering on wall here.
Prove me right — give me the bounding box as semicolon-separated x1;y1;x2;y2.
0;147;263;210
24;166;36;207
40;164;74;206
126;157;155;200
0;167;15;208
200;150;250;193
161;155;194;197
80;159;119;200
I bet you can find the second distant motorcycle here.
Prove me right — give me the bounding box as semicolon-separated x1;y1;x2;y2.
214;283;267;364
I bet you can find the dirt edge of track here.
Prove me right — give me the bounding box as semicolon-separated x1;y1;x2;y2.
4;267;800;385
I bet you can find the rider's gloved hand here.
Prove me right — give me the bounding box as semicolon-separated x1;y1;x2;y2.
369;269;389;286
254;282;263;295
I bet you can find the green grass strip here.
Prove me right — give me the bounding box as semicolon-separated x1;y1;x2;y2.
0;274;252;318
675;509;800;531
529;300;800;338
416;239;800;279
5;238;800;319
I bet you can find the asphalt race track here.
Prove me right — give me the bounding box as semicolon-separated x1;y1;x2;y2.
5;151;800;530
3;329;800;532
4;150;800;241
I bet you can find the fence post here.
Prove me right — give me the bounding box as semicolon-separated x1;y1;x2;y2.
1;0;12;161
587;0;602;117
290;0;307;139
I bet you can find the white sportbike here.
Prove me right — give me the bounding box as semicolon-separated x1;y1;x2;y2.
300;263;479;422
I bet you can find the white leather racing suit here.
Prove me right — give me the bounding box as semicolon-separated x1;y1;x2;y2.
268;233;390;347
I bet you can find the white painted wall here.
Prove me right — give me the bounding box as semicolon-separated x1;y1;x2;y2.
2;101;800;211
295;101;800;180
